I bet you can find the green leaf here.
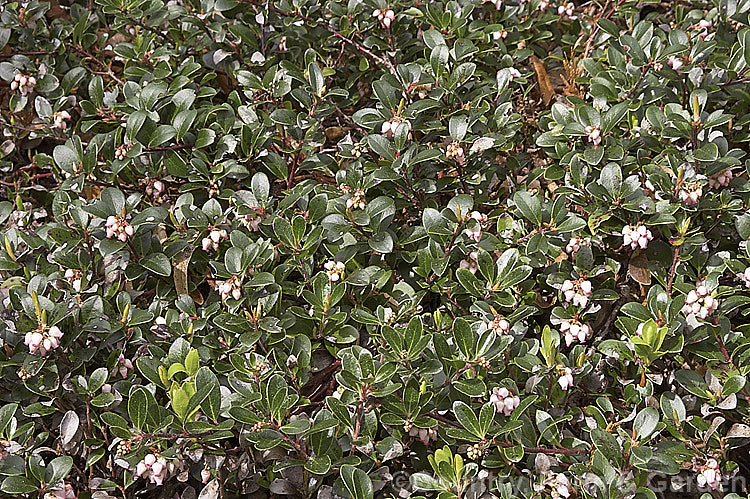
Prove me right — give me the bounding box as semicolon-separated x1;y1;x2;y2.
368;232;394;253
128;388;148;430
452;401;482;438
308;62;325;97
304;455;331;474
340;465;373;499
513;191;542;226
196;367;222;422
633;407;659;441
452;317;474;358
0;404;18;436
367;134;396;161
1;476;38;494
46;456;73;484
659;392;686;423
410;473;443;491
602;101;629;133
148;125;177;148
88;367;109;393
196;128;216;148
142;253;171;277
184;348;200;376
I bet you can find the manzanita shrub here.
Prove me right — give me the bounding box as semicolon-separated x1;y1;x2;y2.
3;0;750;497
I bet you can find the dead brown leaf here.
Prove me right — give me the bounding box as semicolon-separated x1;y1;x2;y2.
531;55;556;107
82;185;101;201
628;251;652;286
173;247;192;297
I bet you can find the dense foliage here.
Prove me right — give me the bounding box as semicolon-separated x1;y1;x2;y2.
3;0;750;497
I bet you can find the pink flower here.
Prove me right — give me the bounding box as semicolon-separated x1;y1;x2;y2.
324;260;346;281
10;73;36;96
105;216;134;241
408;426;437;445
217;276;242;301
459;251;478;274
558;367;574;390
584;125;602;146
667;55;683;70
560;318;590;347
708;169;732;189
25;326;63;356
622;223;653;250
113;354;134;378
561;279;592;308
372;9;395;29
490;314;509;335
681;282;719;320
489;386;520;416
695;458;721;490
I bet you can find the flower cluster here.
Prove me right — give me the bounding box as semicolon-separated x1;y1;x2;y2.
202;226;228;251
490;314;509;335
584;125;602;146
560;318;590;347
565;236;589;255
679;181;703;205
694;458;722;490
105;216;134;242
557;365;574;390
51;110;71;130
561;279;592;308
537;472;573;499
622;223;653;250
10;72;36;96
446;141;465;163
383;307;396;325
135;453;177;486
44;484;76;499
557;2;575;17
113;354;134;378
25;325;64;356
682;283;719;320
114;143;133;161
489;386;520;416
408;426;437;446
694;19;712;40
217;276;242;301
324;260;346;281
342;186;366;210
350;143;366;158
380;115;409;138
492;29;508;40
738;267;750;288
667;55;684;70
708;169;733;189
459;251;478;274
64;269;83;293
372;8;395;28
466;443;487;460
464;211;487;243
145;179;166;203
502;67;522;84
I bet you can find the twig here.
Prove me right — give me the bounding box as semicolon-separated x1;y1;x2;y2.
247;1;396;74
713;330;750;405
67;43;124;85
496;443;588;456
144;144;190;153
666;245;680;296
0;50;56;57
